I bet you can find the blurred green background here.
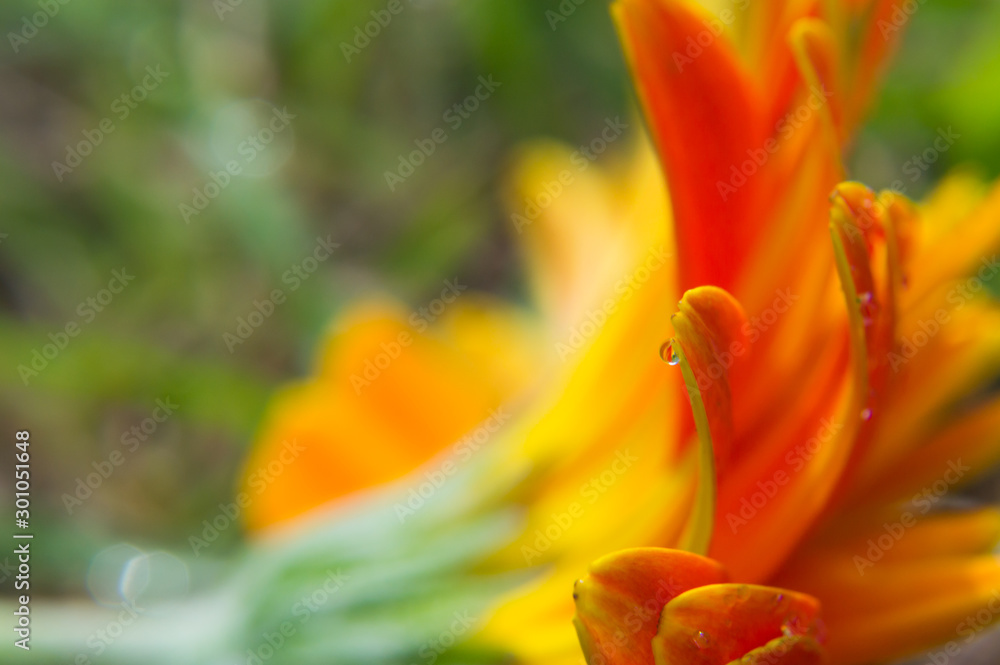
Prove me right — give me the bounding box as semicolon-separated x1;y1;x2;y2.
0;0;998;601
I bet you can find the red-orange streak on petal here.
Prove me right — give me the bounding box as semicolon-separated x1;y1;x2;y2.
613;0;767;293
746;0;820;132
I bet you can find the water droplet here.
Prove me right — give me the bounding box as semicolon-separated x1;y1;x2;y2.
859;296;879;325
692;631;710;649
659;341;680;365
861;407;873;421
781;614;804;637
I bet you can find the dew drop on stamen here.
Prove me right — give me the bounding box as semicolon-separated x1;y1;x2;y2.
859;295;879;325
659;341;680;366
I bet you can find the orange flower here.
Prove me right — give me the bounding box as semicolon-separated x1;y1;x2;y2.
562;0;1000;663
241;1;1000;664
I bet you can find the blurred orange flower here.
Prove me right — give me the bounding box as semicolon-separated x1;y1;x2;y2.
241;1;1000;664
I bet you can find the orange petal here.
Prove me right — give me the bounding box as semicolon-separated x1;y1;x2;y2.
846;302;1000;502
776;554;1000;665
652;584;827;665
613;0;766;292
788;18;844;149
777;508;1000;580
903;179;1000;312
709;183;895;581
573;548;729;665
242;300;534;531
736;636;829;665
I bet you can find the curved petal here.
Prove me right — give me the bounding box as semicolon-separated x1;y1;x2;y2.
573;548;729;665
613;0;767;292
776;553;1000;665
652;583;827;665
